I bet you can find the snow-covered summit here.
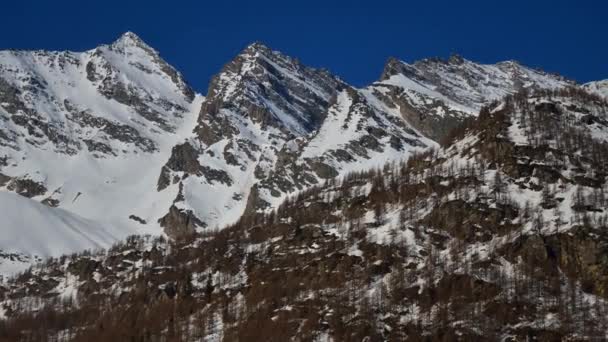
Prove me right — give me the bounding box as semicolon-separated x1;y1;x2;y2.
370;55;573;140
379;55;571;110
111;31;151;49
0;32;203;273
205;41;344;135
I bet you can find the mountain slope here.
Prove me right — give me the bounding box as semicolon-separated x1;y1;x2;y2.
0;192;123;275
0;34;596;276
372;55;572;140
156;43;436;236
0;32;203;272
155;49;574;236
2;87;608;340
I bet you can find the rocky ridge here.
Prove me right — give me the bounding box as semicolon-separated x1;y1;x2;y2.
373;55;571;140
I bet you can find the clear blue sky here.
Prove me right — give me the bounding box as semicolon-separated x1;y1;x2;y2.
2;0;606;92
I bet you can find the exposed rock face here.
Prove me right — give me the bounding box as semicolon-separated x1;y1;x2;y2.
128;215;147;224
550;229;608;297
370;85;465;141
5;177;47;198
0;78;29;115
68;108;157;152
200;42;344;139
373;56;572;141
502;228;608;296
157;142;203;191
157;205;203;239
0;173;11;187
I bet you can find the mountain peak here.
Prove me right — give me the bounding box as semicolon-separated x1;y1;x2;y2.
448;53;466;65
213;41;339;101
120;31;140;40
238;41;303;69
379;57;411;81
496;59;523;68
110;31;155;53
243;41;273;54
238;41;308;69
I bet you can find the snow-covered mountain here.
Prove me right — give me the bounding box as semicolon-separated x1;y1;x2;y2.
156;49;577;235
4;87;608;340
0;32;203;272
0;33;594;274
0;191;124;275
156;43;436;236
372;55;572;140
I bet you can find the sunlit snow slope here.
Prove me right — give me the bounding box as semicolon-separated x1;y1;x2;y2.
0;33;203;273
0;192;126;275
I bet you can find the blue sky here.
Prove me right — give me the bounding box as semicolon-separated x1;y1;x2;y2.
1;0;606;92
